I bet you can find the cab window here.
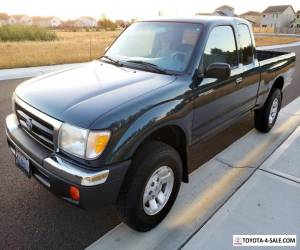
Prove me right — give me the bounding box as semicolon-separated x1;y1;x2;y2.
238;24;254;65
203;26;238;69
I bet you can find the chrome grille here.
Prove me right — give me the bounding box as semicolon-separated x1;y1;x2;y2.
14;96;62;151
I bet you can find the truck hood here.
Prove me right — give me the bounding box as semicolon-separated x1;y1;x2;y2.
16;61;176;128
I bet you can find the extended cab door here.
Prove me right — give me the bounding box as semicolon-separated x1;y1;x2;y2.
234;23;260;112
192;25;244;141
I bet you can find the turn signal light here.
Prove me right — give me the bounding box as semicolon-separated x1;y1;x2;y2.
69;186;80;201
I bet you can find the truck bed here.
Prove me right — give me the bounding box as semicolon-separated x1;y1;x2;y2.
256;50;296;70
256;50;290;62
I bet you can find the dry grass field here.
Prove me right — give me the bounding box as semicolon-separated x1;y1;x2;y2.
0;31;299;69
0;31;121;69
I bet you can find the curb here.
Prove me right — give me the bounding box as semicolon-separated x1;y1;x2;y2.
183;126;300;249
86;97;300;250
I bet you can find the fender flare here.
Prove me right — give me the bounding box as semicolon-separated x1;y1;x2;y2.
106;99;192;165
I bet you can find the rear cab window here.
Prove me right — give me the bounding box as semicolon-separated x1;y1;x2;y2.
237;24;255;65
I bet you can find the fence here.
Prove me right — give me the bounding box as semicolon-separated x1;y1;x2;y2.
253;27;275;33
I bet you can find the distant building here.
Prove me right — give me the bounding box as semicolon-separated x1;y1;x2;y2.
12;15;32;25
32;16;62;27
75;16;97;28
240;11;261;27
59;20;77;29
293;11;300;28
196;5;235;17
0;13;10;26
261;5;295;29
214;5;235;17
1;16;15;25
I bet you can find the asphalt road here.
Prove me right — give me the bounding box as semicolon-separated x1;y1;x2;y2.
1;45;300;249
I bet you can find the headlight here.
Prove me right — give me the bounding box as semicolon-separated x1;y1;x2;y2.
59;123;110;159
59;124;88;158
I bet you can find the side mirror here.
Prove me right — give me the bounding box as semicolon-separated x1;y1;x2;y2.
205;63;231;80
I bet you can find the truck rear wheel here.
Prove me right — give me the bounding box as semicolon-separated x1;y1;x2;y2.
117;141;182;232
254;88;282;133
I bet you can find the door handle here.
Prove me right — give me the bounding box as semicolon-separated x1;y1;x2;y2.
235;77;243;84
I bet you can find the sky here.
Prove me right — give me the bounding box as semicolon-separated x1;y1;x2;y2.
1;0;300;21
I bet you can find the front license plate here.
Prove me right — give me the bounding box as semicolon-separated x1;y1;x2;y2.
15;149;31;177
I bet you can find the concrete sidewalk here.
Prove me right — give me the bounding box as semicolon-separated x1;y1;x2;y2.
87;97;300;250
183;126;300;250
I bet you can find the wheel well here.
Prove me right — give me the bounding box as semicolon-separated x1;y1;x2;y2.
273;76;284;91
142;125;188;183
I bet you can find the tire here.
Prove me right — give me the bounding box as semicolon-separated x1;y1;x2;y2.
117;141;182;232
254;88;282;133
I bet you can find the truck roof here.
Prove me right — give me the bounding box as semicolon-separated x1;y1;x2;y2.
138;16;247;25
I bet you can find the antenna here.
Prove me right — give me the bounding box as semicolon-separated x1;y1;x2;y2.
90;34;92;61
89;19;92;61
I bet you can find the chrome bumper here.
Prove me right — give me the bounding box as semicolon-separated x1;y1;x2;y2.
6;114;109;186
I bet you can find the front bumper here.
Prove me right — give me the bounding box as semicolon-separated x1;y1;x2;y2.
6;113;130;209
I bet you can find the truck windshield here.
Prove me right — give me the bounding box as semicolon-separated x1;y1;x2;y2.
105;22;202;73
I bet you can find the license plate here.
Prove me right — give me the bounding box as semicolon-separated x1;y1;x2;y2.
15;149;31;177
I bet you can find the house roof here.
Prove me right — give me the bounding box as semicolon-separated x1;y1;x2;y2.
216;5;234;11
262;5;294;14
296;11;300;15
195;12;214;16
32;16;59;21
0;13;9;20
32;16;46;21
240;11;261;16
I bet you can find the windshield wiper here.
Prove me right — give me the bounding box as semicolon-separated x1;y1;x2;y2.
126;60;169;74
99;55;123;66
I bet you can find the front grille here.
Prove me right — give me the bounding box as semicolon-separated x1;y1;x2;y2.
15;102;55;150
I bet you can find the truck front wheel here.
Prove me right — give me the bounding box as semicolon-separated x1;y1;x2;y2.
254;88;282;133
117;141;182;232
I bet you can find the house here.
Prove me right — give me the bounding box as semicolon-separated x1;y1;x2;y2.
0;13;10;26
2;15;17;25
59;20;78;29
7;16;17;25
12;15;32;25
48;17;62;27
75;16;97;28
260;5;295;29
196;5;235;17
293;11;300;28
32;16;48;27
32;16;62;27
214;5;235;17
240;11;261;27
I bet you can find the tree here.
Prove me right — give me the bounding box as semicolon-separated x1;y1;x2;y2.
115;19;126;28
98;15;117;31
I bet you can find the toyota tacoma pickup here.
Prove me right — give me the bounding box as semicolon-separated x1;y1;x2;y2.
6;16;296;231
